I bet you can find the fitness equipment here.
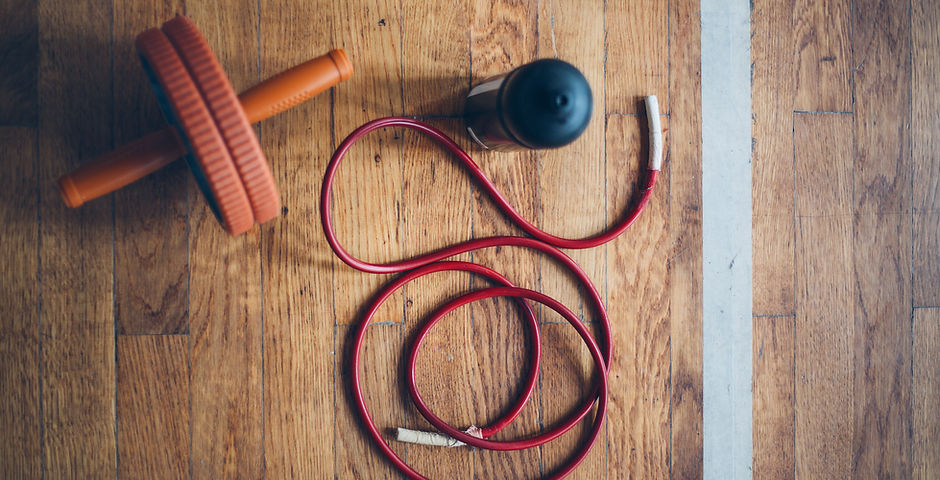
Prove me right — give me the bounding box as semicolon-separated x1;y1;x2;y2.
57;13;665;478
323;96;663;479
464;58;593;151
56;15;352;235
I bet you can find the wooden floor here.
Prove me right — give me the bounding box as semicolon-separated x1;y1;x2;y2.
0;0;935;479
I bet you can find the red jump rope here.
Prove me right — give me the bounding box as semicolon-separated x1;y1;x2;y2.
57;16;664;479
322;97;661;478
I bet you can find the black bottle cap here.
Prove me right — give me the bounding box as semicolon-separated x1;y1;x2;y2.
500;59;593;149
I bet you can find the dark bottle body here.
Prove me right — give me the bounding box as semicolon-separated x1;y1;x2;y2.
464;59;593;151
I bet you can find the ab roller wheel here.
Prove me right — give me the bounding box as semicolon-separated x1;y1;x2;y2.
57;15;353;235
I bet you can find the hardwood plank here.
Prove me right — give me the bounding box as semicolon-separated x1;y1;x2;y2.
912;0;940;306
851;1;913;476
113;0;188;335
606;115;670;479
911;18;939;477
0;127;40;477
330;0;404;326
116;335;190;478
184;4;263;478
404;267;479;479
0;0;37;125
913;213;940;307
792;0;852;112
852;0;912;215
794;115;852;217
536;0;607;476
335;324;405;479
467;1;542;477
913;308;940;480
401;0;468;118
37;0;116;476
400;1;473;477
752;215;795;315
605;0;669;114
667;0;704;476
793;113;853;479
852;212;912;477
913;0;940;213
467;293;542;479
752;315;794;480
751;0;795;316
794;215;853;478
257;2;336;477
536;0;605;323
537;323;605;479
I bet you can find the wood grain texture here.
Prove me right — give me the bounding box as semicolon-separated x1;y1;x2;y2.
851;1;913;476
37;0;116;476
468;293;542;480
794;115;852;217
913;308;940;480
401;0;469;118
532;323;601;479
912;0;940;306
468;1;542;478
793;113;853;479
330;0;405;326
185;3;263;478
913;213;940;307
0;0;37;125
752;315;794;480
794;216;854;479
335;324;405;479
400;1;474;477
258;1;337;477
852;212;912;478
113;0;188;335
536;0;607;476
751;0;795;316
752;213;795;316
852;0;912;215
116;335;190;479
536;0;605;322
606;115;670;479
0;127;40;478
3;2;717;478
792;0;852;112
668;0;704;477
401;258;477;480
408;278;482;479
605;0;669;114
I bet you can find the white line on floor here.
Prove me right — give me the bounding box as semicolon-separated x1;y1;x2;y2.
701;0;753;478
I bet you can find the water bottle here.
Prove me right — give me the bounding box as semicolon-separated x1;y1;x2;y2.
464;58;593;151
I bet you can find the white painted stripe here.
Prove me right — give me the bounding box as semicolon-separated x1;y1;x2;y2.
701;0;753;479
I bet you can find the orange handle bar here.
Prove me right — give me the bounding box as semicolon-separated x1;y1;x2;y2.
58;49;353;208
240;49;352;123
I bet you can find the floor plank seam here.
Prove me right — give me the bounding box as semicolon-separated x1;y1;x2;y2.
908;1;916;475
793;110;853;115
117;333;191;337
608;111;673;118
35;85;45;480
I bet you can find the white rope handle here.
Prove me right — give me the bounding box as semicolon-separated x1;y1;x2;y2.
646;95;663;171
394;426;483;448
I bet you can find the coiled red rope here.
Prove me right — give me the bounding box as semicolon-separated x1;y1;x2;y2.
321;114;659;479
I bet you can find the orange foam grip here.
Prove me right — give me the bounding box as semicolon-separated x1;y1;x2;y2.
239;49;353;124
58;129;184;208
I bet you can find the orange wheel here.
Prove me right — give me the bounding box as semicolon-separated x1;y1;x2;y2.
162;16;281;226
136;27;255;235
